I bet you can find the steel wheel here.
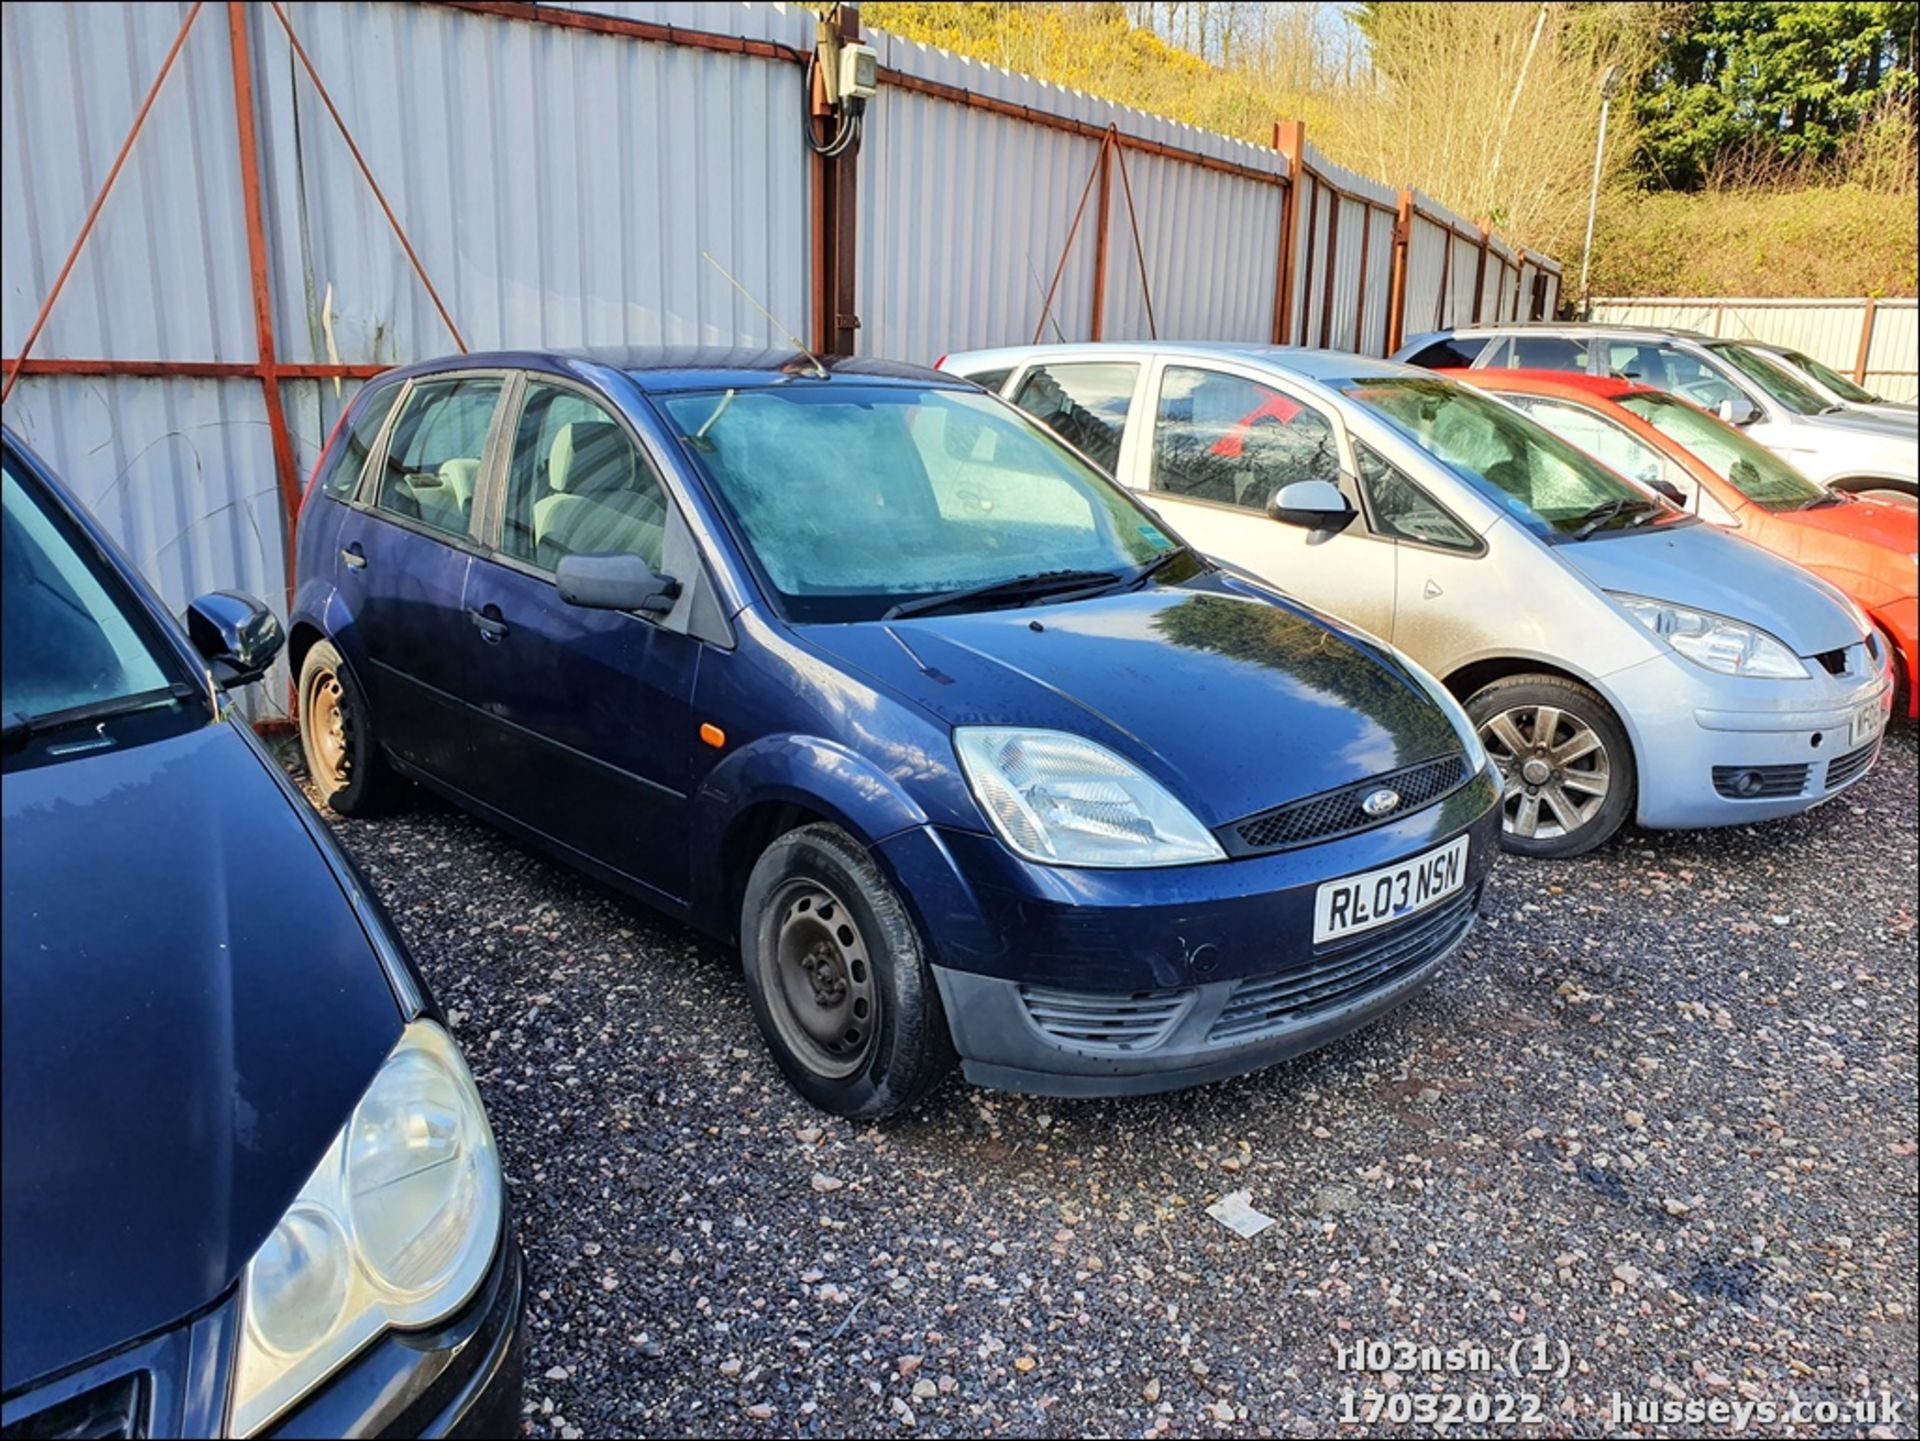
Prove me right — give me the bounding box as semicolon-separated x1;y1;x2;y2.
760;879;878;1080
303;664;353;796
1480;702;1612;843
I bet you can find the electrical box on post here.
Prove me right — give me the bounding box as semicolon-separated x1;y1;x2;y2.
838;42;878;103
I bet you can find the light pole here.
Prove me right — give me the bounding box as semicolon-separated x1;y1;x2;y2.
1578;63;1622;315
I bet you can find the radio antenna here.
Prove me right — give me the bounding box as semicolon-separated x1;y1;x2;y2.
702;250;829;379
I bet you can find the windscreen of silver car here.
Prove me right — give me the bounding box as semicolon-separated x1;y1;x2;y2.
1345;378;1674;539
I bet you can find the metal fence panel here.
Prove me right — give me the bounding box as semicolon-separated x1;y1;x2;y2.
1590;297;1920;403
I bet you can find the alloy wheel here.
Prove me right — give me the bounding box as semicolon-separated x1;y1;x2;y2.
762;879;878;1079
1479;703;1611;843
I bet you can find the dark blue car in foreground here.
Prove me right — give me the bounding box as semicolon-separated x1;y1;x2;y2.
1;430;522;1437
290;349;1503;1117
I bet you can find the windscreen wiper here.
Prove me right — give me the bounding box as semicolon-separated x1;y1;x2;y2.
1568;497;1661;541
883;569;1123;621
0;683;199;752
1128;544;1203;590
1798;490;1848;509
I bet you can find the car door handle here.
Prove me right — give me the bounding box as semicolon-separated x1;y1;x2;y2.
469;608;509;642
340;544;367;570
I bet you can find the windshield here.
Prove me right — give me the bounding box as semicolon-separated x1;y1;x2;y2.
661;384;1181;622
1616;392;1830;509
1780;348;1879;404
1343;377;1670;538
1706;342;1828;415
3;452;183;723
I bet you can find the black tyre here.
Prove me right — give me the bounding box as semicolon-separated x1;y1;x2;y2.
1871;621;1910;719
1467;674;1636;859
297;639;398;815
740;823;955;1119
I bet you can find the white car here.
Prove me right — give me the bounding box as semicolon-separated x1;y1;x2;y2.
1743;341;1916;429
941;343;1891;859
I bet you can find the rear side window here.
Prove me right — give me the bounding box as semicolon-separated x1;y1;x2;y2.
1506;336;1589;372
960;367;1012;395
374;376;502;539
1011;362;1138;473
1402;337;1489;370
319;383;400;500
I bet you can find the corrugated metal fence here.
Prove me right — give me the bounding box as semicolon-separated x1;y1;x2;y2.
3;0;1562;682
1590;297;1919;404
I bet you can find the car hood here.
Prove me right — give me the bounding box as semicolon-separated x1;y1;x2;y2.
1558;521;1865;655
1775;493;1920;556
1804;406;1916;437
800;577;1464;827
1;722;402;1392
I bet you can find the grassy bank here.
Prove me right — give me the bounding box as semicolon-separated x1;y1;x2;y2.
1575;186;1914;298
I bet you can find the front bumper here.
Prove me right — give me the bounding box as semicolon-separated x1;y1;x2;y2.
1605;651;1892;829
880;765;1502;1095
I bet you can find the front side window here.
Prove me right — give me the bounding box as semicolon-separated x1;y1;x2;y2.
1707;342;1827;416
319;383;401;500
1617;392;1829;510
1011;362;1138;474
1354;443;1478;550
1605;343;1744;413
1151;366;1342;512
1501;396;1672;492
660;384;1178;623
375;376;502;538
3;453;180;727
1345;377;1678;539
502;383;669;571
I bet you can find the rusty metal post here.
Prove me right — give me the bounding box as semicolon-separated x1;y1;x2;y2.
1385;189;1412;353
1854;297;1877;383
226;2;303;607
1089;135;1114;341
1317;195;1341;350
1470;225;1490;324
1351;206;1371;353
1272;120;1304;344
807;4;862;356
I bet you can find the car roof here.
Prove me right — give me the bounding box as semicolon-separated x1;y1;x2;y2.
377;346;958;395
1442;368;1665;402
1426;321;1715;343
943;341;1419;384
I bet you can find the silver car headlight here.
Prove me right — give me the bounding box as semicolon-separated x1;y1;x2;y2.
955;727;1224;867
1610;594;1809;679
230;1020;503;1436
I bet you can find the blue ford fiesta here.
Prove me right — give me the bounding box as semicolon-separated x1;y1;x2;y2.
2;431;521;1437
290;350;1502;1117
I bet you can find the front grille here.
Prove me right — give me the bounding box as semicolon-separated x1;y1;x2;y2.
1017;983;1191;1052
1811;646;1852;677
1711;763;1809;799
1229;754;1468;853
1206;889;1477;1044
1825;741;1879;791
3;1375;146;1440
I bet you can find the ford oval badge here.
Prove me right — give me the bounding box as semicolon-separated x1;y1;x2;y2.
1361;788;1402;818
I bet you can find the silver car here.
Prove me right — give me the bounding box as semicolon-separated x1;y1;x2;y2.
1394;324;1918;502
941;343;1892;858
1742;341;1917;430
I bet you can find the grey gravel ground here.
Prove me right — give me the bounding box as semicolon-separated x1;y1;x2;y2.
288;725;1918;1439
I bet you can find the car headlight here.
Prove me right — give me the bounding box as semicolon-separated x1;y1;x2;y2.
955;727;1224;867
1610;594;1809;679
1395;651;1489;771
230;1020;503;1436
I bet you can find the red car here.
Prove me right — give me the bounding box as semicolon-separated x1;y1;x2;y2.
1444;369;1919;718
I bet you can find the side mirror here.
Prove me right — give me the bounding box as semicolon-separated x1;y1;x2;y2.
186;590;285;689
1648;477;1688;507
556;552;681;614
1266;479;1357;533
1716;395;1760;427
